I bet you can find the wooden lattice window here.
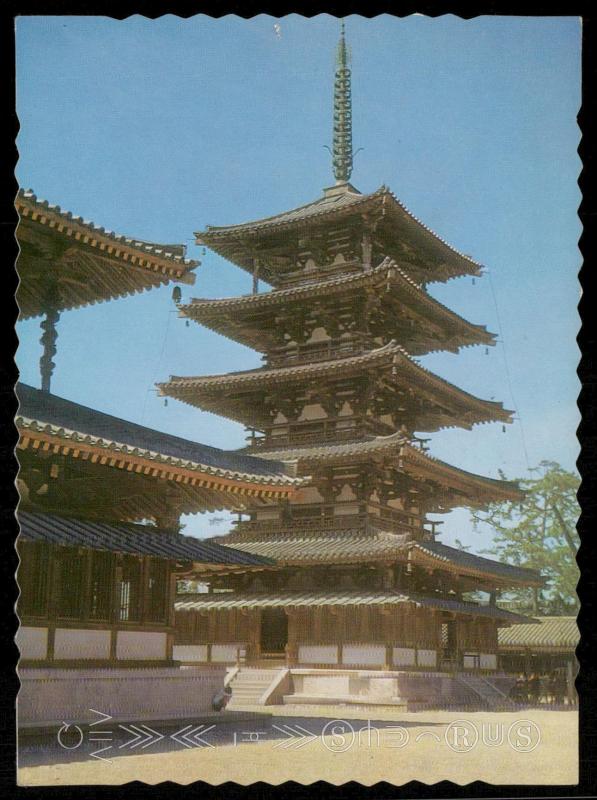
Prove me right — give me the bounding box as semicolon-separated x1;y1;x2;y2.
118;555;142;622
17;541;50;618
56;546;86;619
89;550;113;621
146;558;169;623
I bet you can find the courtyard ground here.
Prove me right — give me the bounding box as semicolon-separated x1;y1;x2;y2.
18;705;578;786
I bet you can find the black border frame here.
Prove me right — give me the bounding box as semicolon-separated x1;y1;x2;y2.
0;4;594;797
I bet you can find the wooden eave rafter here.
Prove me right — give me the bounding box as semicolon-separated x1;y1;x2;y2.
17;427;299;501
195;187;481;285
179;260;494;354
158;343;511;431
16;192;198;319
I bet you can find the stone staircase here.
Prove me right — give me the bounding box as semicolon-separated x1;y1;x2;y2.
227;668;285;707
457;673;514;710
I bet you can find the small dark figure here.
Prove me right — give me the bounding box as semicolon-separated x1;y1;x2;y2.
510;673;528;705
212;685;232;711
548;672;559;705
528;672;541;706
553;671;566;706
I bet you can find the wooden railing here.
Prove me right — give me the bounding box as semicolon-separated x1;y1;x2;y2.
231;508;421;538
265;338;374;369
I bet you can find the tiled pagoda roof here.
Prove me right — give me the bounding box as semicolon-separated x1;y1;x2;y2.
16;383;304;496
18;511;273;570
16;189;198;319
498;616;579;651
158;341;512;430
180;258;495;354
175;589;533;624
195;184;481;285
213;531;539;586
254;435;522;505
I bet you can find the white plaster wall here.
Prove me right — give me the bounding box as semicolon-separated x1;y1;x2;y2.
293;487;324;505
172;645;208;663
463;654;479;670
298;403;327;421
307;326;330;343
336;484;357;502
16;626;48;660
480;653;497;670
342;644;385;666
338;401;353;417
54;628;111;660
298;645;338;665
388;498;405;510
417;649;437;668
211;644;245;663
116;631;167;661
392;647;416;667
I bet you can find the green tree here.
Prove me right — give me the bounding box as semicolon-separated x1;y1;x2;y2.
471;460;579;614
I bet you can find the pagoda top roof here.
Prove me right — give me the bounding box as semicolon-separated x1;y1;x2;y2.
196;183;481;285
254;434;523;506
214;532;540;586
158;341;512;430
16;382;302;492
175;589;534;624
180;258;495;354
16;189;198;319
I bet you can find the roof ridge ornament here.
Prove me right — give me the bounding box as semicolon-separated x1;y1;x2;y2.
332;19;354;184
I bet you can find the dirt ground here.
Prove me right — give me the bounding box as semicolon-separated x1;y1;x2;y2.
18;705;578;786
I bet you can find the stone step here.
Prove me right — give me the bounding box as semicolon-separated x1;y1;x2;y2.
282;693;407;708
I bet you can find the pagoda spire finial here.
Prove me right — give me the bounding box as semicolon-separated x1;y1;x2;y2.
332;19;353;184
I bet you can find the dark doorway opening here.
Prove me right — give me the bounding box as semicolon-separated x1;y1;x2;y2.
260;608;288;654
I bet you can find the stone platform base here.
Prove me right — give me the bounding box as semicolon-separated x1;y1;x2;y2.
283;693;407;708
284;669;515;709
18;666;227;727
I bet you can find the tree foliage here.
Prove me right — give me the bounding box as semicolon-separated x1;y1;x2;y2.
472;461;579;614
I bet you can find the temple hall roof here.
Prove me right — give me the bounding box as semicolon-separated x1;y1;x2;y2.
16;189;198;319
158;341;512;431
18;511;272;572
498;616;579;651
16;383;302;493
195;184;481;285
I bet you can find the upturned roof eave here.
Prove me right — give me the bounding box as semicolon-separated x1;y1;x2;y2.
158;341;512;425
179;260;496;348
17;189;199;271
194;185;481;277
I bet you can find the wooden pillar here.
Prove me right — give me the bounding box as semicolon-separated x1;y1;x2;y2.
361;232;372;270
40;301;60;393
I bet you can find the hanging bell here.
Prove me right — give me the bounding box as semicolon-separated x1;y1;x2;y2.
202;247;207;256
185;319;190;327
485;347;489;356
172;285;182;304
472;278;476;285
164;398;168;407
502;424;506;433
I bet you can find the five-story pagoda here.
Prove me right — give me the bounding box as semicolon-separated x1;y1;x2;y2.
161;24;540;682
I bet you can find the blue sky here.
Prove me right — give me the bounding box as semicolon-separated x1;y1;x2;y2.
15;15;581;549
